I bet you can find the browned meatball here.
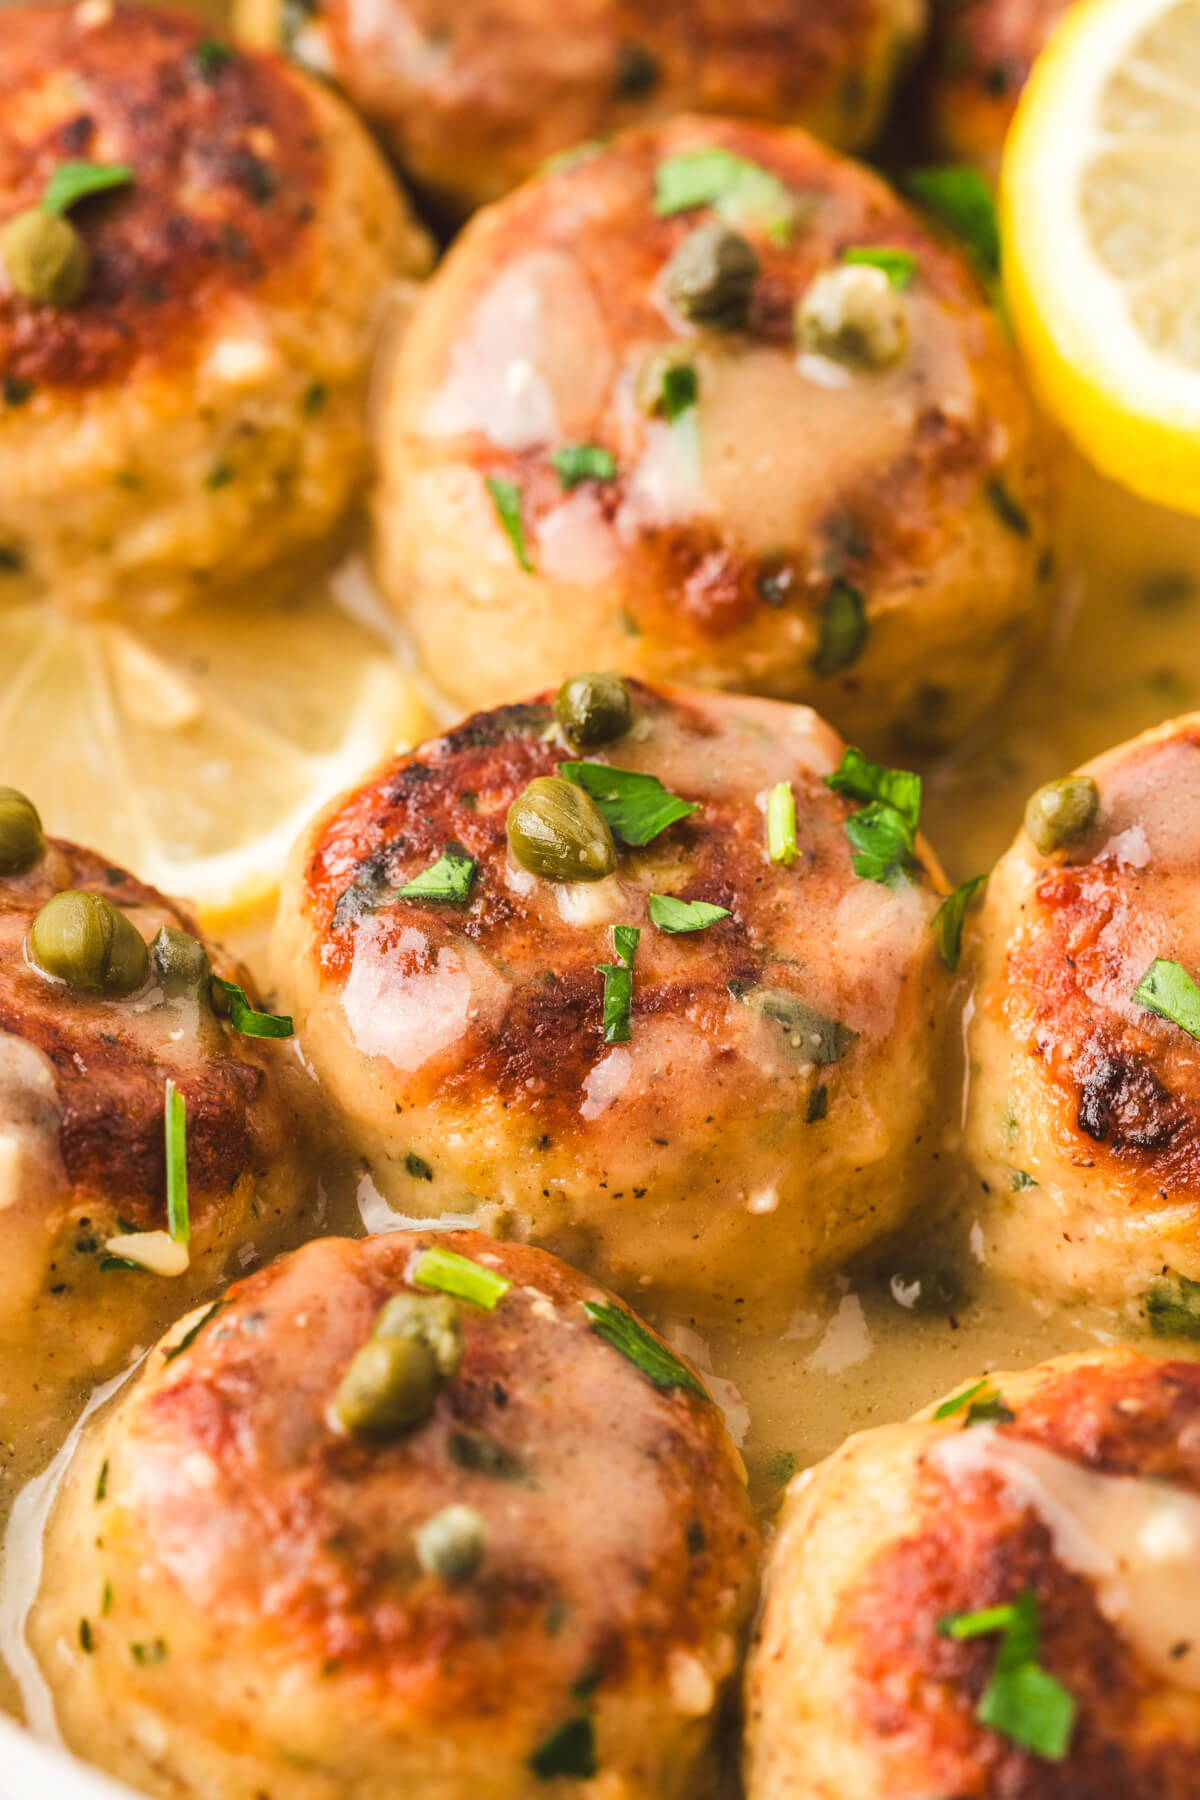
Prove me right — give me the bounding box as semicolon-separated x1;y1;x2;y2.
237;0;927;219
0;2;430;612
925;0;1071;180
746;1347;1200;1799
0;810;311;1424
373;116;1053;754
272;679;950;1325
32;1230;760;1800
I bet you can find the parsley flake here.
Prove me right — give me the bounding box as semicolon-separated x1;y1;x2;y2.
654;147;798;245
210;974;293;1039
931;873;987;971
562;761;698;845
826;747;922;829
595;924;639;1043
647;894;729;933
1146;1270;1200;1340
528;1716;598;1781
551;444;617;488
485;475;534;571
939;1590;1076;1761
583;1299;707;1395
193;37;236;79
164;1080;188;1247
907;165;1000;279
411;1244;511;1311
843;245;917;289
42;160;134;216
1134;958;1200;1041
766;781;798;867
395;844;476;904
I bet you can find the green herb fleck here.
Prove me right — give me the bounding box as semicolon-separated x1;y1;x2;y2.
412;1244;511;1311
163;1300;223;1365
395;844;476;904
101;1581;113;1616
95;1460;108;1503
811;579;868;678
986;477;1030;535
1134;958;1200;1041
931;873;987;971
583;1299;707;1395
562;761;698;845
906;166;1000;278
647;894;729;933
302;379;326;416
79;1619;94;1654
1012;1169;1037;1191
843;245;917;289
193;37;236;79
731;983;857;1065
766;781;798;867
844;801;919;889
596;924;640;1044
826;747;921;830
767;1449;799;1484
42;160;134;216
654;147;798;246
806;1083;828;1123
485;475;534;572
405;1153;433;1181
205;460;233;490
1146;1271;1200;1340
528;1716;598;1781
938;1590;1075;1761
551;444;617;488
210;974;293;1039
130;1638;168;1666
448;1431;527;1484
2;376;32;406
165;1080;188;1247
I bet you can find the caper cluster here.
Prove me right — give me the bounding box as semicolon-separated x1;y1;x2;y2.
335;1292;463;1437
506;672;632;883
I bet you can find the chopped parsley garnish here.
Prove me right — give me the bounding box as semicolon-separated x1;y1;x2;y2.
562;762;698;844
931;873;987;971
934;1376;990;1419
826;748;922;890
95;1460;108;1503
987;477;1030;535
41;160;134;216
938;1590;1076;1761
206;460;233;490
551;443;617;488
448;1431;527;1483
79;1619;94;1654
164;1080;188;1247
659;361;698;423
412;1244;511;1311
843;245;917;289
1146;1270;1200;1340
906;165;1000;279
528;1716;598;1781
1133;958;1200;1041
596;924;640;1043
936;1377;1017;1427
485;475;534;571
405;1152;434;1181
766;781;798;866
654;147;797;245
583;1299;707;1396
826;747;922;829
1012;1169;1037;1190
647;894;730;933
732;982;858;1064
163;1299;223;1364
811;579;868;678
193;37;236;79
130;1639;168;1666
210;974;293;1039
395;844;477;904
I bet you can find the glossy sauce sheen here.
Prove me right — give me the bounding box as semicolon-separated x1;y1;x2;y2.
2;452;1200;1772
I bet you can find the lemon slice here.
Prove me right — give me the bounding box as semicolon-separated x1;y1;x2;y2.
1001;0;1200;514
0;563;432;930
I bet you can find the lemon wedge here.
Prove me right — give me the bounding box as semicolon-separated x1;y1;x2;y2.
0;562;432;931
1002;0;1200;514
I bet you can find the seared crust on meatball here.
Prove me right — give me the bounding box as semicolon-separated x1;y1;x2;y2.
0;3;430;610
32;1230;759;1800
925;0;1071;180
0;833;310;1420
240;0;926;218
746;1347;1200;1800
373;116;1053;753
273;681;948;1322
966;714;1200;1308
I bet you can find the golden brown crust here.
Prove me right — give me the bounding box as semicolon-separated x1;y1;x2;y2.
94;1230;758;1715
838;1353;1200;1797
0;3;327;392
0;839;288;1222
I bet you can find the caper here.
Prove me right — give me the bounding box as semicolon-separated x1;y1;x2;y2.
415;1504;486;1584
663;222;760;330
507;777;617;883
151;924;210;992
554;672;633;749
1;209;89;308
335;1334;441;1436
796;263;907;369
373;1292;463;1381
1023;775;1100;855
0;787;44;873
29;891;149;996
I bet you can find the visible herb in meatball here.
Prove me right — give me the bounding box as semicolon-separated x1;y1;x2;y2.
730;984;857;1065
1145;1271;1200;1338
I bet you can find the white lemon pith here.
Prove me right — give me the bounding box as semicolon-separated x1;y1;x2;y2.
1002;0;1200;513
0;582;431;927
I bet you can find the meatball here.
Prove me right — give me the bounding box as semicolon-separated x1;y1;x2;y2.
237;0;927;220
372;117;1053;755
746;1346;1200;1799
0;2;431;614
31;1229;759;1800
272;679;949;1324
965;714;1200;1311
925;0;1071;181
0;798;311;1424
